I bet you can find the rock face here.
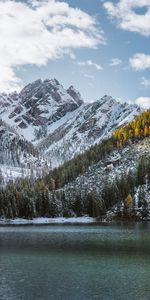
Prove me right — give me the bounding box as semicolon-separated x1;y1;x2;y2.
0;78;84;138
0;119;38;167
36;95;142;167
0;78;142;168
67;85;83;106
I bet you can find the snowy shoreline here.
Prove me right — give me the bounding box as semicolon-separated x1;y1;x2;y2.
0;216;96;225
1;216;149;226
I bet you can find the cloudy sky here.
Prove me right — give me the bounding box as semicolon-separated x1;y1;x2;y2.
0;0;150;107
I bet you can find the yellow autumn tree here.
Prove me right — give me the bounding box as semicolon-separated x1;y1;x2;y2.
125;193;133;208
134;126;140;138
144;125;149;137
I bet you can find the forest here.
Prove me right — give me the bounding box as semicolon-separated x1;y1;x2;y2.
45;109;150;190
0;109;150;220
0;155;149;220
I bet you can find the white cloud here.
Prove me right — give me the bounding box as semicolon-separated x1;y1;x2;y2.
129;53;150;70
77;60;103;70
0;65;22;92
109;58;122;66
83;73;95;79
0;0;105;92
134;97;150;109
103;0;150;36
141;76;150;87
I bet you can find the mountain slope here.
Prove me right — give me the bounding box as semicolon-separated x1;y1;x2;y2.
1;133;149;220
0;119;49;182
0;79;83;142
38;95;142;167
0;78;143;169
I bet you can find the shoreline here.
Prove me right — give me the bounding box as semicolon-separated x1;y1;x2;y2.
0;216;96;225
0;216;149;226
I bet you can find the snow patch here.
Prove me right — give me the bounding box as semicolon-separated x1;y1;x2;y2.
0;216;95;225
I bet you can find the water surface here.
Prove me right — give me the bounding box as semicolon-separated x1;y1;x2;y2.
0;223;150;300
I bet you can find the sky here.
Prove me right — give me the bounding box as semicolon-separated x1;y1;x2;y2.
0;0;150;108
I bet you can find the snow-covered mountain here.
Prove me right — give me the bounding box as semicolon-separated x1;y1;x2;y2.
52;137;150;221
0;79;83;141
0;78;142;169
0;119;49;182
38;95;142;167
0;119;37;166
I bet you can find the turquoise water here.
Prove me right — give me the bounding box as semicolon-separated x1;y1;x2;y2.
0;223;150;300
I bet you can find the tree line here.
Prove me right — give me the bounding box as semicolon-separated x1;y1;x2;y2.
0;109;149;220
0;155;149;220
45;109;150;191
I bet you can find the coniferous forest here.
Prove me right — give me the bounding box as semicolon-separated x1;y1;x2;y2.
0;109;150;220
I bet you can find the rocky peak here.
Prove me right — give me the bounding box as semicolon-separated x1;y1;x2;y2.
67;85;84;106
0;78;86;136
99;95;118;106
46;78;60;86
19;78;83;108
19;79;42;102
0;79;143;162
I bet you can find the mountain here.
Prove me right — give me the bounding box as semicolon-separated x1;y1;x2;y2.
0;78;149;222
0;78;142;169
1;109;150;220
0;79;83;141
38;95;142;167
0;119;36;166
0;119;49;182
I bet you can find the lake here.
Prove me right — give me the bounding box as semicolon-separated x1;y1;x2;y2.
0;223;150;300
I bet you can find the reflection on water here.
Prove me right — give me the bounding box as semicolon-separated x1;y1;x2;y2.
0;223;150;300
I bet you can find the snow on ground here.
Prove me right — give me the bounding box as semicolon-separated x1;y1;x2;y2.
39;97;142;169
0;165;30;181
0;164;44;183
0;216;95;225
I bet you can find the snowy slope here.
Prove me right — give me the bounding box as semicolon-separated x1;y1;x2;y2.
37;95;142;167
0;78;83;142
63;138;150;194
58;138;150;220
0;119;49;182
0;78;142;170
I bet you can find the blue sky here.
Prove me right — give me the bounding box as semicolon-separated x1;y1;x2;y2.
0;0;150;107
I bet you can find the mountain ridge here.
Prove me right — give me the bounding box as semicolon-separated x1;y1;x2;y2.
1;108;149;220
0;78;143;171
